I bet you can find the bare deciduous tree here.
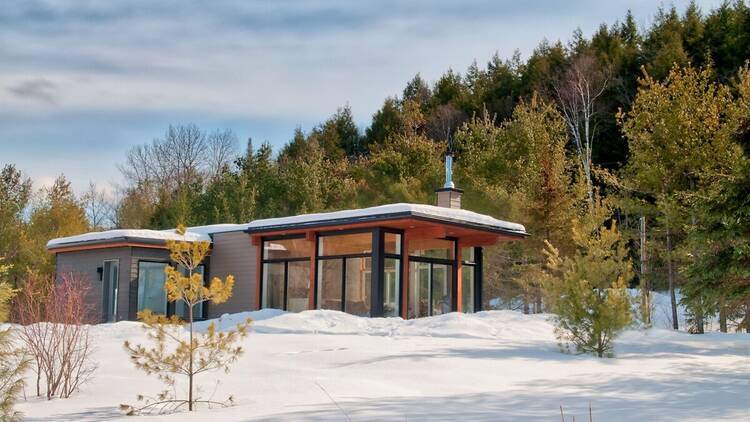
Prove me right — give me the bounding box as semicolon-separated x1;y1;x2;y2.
13;272;97;399
82;182;117;229
206;129;238;181
426;104;466;147
119;124;238;192
553;52;608;204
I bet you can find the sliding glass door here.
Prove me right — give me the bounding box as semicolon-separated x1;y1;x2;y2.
102;259;119;322
407;238;456;318
408;261;453;318
260;236;312;311
316;232;373;316
137;261;168;315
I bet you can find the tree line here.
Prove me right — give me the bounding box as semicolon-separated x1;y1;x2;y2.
0;2;749;337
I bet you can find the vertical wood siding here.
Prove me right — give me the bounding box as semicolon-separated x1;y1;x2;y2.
207;231;257;318
55;247;131;322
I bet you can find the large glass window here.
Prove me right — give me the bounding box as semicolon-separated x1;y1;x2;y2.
287;261;310;312
137;261;168;314
318;259;343;310
461;265;475;313
461;247;479;313
431;264;451;316
409;261;431;318
319;232;372;256
345;257;371;316
384;233;401;255
316;231;373;315
383;258;400;317
262;262;285;309
409;238;455;260
103;260;119;322
175;265;206;319
261;236;312;312
263;238;311;260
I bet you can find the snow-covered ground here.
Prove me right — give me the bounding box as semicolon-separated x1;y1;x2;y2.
13;306;750;422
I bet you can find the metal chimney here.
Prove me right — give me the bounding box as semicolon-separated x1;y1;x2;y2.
436;153;462;209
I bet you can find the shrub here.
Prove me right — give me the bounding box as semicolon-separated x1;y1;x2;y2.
14;271;97;399
0;260;30;421
544;211;634;358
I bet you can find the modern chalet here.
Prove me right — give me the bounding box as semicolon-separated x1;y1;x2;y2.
47;158;528;322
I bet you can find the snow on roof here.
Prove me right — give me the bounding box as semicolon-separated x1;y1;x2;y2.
47;228;212;249
240;203;527;235
47;203;526;250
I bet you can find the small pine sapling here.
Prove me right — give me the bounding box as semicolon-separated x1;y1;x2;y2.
0;260;31;421
123;225;251;415
543;202;634;358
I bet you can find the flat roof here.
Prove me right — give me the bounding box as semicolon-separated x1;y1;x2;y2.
241;203;526;236
47;203;527;251
46;228;212;250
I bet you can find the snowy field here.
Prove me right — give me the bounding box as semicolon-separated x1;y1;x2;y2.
12;304;750;422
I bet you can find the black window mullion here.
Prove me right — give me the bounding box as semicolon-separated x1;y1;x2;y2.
283;261;289;311
317;252;371;260
428;263;433;317
371;228;383;317
341;257;347;312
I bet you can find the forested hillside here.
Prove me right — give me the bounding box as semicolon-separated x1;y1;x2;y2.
1;2;749;332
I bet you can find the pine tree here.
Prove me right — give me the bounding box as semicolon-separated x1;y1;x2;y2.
123;226;250;414
26;175;89;275
0;260;30;420
619;64;739;330
543;200;634;357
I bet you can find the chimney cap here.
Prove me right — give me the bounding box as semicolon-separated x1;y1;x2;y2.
435;187;464;193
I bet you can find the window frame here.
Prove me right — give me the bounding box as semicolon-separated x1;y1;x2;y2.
315;228;375;314
461;246;482;313
136;259;209;319
407;237;458;316
136;259;170;316
102;259;119;322
259;234;311;312
380;228;403;317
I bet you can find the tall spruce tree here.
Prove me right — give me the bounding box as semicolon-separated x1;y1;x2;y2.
619;64;740;330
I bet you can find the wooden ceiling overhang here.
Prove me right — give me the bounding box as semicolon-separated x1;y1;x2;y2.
247;214;527;247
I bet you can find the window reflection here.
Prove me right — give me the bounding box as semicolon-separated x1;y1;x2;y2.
383;258;400;317
408;238;455;260
262;262;285;309
263;238;311;260
462;265;475;313
318;232;372;256
384;233;401;255
318;259;343;310
345;257;371;316
287;261;310;312
137;262;167;315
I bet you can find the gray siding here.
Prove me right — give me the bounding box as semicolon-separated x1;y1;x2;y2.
207;231;257;317
129;248;171;320
55;247;131;322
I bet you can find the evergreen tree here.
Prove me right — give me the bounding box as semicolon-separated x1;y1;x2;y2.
619;64;740;330
543;201;634;357
0;260;30;420
123;225;250;414
26;176;89;275
0;164;32;284
682;66;750;332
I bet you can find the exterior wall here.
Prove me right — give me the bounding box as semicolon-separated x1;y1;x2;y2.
55;247;131;322
207;231;257;318
128;247;172;320
436;189;463;209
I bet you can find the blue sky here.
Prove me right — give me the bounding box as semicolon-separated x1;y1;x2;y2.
0;0;723;194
